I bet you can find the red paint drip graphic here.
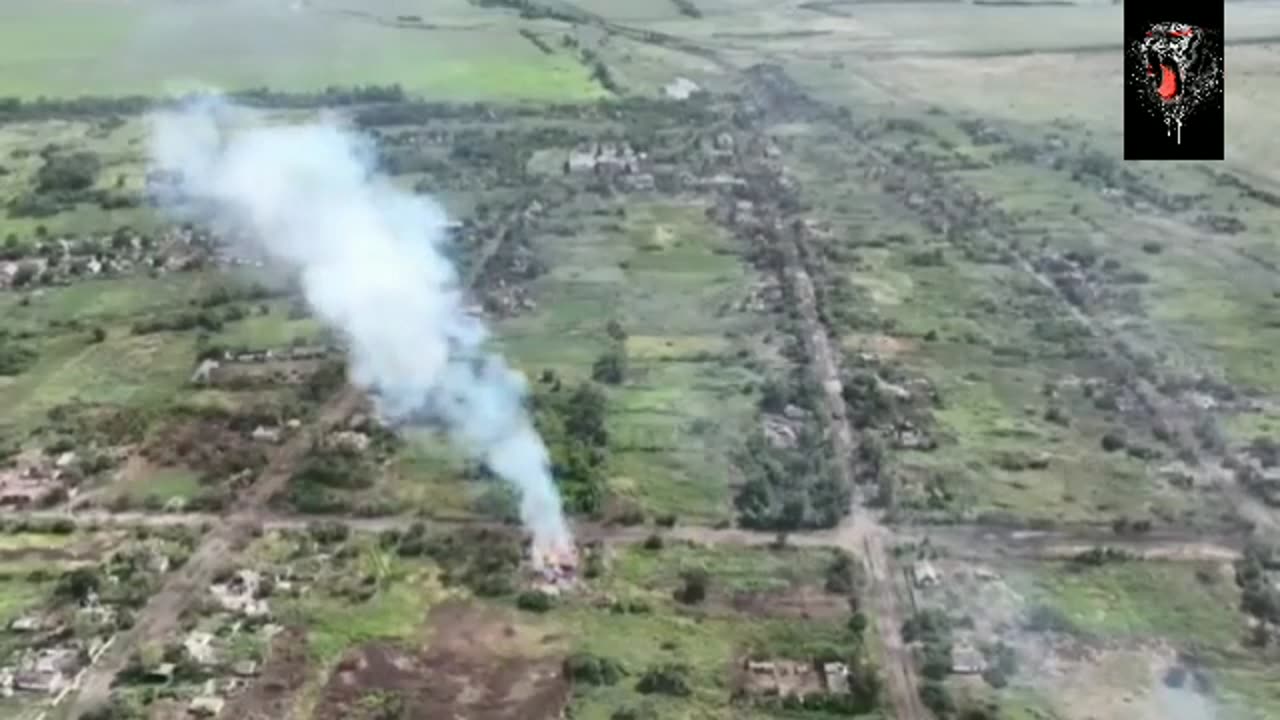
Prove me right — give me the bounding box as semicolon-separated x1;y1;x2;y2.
1158;64;1178;100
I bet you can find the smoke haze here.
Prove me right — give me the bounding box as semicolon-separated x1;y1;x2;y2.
148;97;570;552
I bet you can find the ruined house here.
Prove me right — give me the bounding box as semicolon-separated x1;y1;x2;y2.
822;662;851;694
13;646;82;694
0;474;61;509
210;570;270;618
741;659;825;699
951;644;986;675
566;142;642;176
184;631;219;665
912;561;941;588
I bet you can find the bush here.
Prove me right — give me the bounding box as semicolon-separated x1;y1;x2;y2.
564;653;625;686
55;567;100;603
636;663;691;696
847;612;869;638
674;568;709;605
0;341;37;376
920;680;954;715
591;346;627;384
80;699;138;720
1100;432;1126;452
36;151;101;193
825;551;860;594
516;590;554;613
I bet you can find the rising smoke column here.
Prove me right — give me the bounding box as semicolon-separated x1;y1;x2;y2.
148;98;571;554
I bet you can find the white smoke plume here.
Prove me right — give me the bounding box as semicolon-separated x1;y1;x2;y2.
148;97;571;555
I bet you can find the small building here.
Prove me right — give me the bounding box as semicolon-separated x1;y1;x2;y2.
210;569;270;617
951;645;986;675
14;646;81;694
912;561;942;588
189;694;225;717
822;662;850;694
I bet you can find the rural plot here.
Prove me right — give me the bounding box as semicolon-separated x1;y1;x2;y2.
495;201;768;522
905;550;1280;720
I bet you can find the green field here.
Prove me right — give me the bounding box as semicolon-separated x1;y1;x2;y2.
496;201;767;522
0;0;607;101
1020;560;1280;720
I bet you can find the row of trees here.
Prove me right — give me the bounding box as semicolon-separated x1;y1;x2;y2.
534;381;611;514
735;373;850;530
0;85;406;122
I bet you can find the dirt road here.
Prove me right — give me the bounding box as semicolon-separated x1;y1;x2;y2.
65;387;363;719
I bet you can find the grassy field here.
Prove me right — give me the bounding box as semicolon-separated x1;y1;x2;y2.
0;0;607;101
0;329;195;436
1019;559;1280;720
496;201;768;522
556;541;876;720
780;117;1224;525
113;465;201;505
1024;561;1241;646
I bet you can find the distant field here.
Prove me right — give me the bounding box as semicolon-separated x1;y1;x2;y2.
0;0;607;101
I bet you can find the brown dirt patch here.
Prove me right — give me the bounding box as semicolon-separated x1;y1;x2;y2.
220;627;311;720
141;416;265;479
727;584;849;619
314;601;569;720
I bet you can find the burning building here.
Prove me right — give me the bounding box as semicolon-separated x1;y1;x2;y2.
529;540;579;591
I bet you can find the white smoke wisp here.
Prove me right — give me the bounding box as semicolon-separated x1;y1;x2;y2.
148;97;571;556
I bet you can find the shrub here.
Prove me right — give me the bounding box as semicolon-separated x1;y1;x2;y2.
0;341;37;375
674;568;709;605
825;550;860;594
36;151;101;193
1100;432;1126;452
636;663;691;696
516;590;553;613
564;653;625;686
